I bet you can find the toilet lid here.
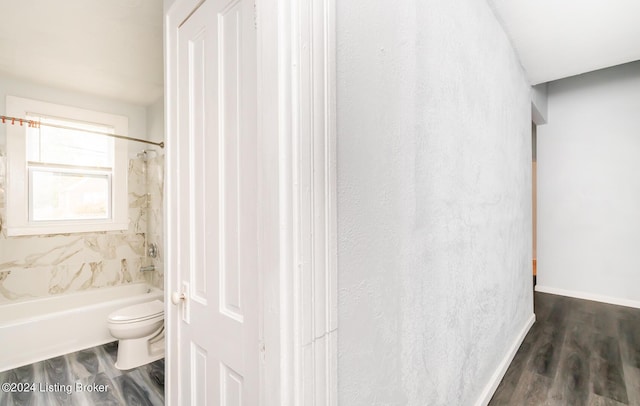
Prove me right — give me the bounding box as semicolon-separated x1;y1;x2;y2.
108;300;164;323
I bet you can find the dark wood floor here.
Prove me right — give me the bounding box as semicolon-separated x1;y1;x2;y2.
490;292;640;405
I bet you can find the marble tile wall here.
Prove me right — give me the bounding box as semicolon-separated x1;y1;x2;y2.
0;149;164;303
138;152;165;290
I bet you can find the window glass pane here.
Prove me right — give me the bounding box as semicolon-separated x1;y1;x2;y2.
26;115;114;167
30;170;110;221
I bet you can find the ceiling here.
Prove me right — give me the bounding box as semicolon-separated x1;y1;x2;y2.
487;0;640;85
2;1;637;103
0;0;163;106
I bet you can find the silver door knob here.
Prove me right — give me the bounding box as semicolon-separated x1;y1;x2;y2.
171;291;185;305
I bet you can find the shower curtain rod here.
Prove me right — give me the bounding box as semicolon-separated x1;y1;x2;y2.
0;114;165;148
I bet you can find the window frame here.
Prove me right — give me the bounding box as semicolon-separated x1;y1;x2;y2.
5;96;129;236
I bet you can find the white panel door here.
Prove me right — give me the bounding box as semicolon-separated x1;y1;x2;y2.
173;0;258;404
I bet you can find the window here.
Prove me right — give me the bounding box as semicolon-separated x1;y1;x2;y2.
6;96;129;236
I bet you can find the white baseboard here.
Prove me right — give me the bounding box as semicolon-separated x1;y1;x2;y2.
535;285;640;309
475;313;536;406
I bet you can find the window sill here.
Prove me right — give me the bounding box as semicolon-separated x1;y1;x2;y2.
5;221;129;237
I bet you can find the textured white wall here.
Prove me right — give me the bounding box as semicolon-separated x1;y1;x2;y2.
336;0;533;404
537;61;640;304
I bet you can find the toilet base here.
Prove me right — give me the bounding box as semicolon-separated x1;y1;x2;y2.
114;326;165;370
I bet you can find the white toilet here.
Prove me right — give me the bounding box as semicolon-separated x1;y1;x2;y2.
107;300;165;370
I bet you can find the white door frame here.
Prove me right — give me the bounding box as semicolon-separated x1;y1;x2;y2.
165;0;337;404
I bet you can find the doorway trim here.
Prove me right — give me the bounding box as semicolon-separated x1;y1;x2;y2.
258;0;338;404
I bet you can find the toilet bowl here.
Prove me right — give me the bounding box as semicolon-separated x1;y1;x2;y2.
107;299;165;370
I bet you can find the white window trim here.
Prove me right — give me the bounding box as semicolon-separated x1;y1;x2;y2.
5;96;129;236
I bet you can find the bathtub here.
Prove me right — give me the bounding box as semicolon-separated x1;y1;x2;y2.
0;283;163;373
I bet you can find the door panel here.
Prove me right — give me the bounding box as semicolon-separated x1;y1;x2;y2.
220;2;244;322
174;0;258;403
